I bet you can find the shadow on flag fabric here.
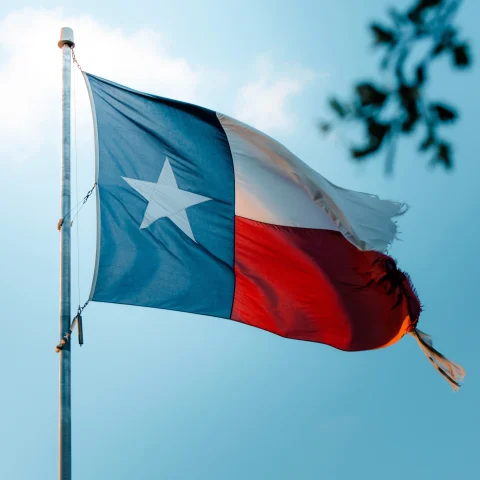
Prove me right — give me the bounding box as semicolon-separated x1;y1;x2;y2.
83;72;465;389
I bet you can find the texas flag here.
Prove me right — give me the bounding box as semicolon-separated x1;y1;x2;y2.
84;72;422;354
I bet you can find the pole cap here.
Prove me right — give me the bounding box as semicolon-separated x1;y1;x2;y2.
58;27;75;48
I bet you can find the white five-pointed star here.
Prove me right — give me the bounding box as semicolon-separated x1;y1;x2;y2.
122;158;212;243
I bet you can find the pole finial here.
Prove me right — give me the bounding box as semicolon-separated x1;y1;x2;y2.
58;27;75;48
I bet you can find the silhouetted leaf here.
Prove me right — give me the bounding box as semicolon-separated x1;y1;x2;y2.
430;103;458;122
355;83;388;107
351;145;379;159
418;0;443;8
433;41;447;56
367;120;391;140
399;85;419;103
408;0;443;23
401;110;420;132
328;97;349;118
436;142;453;168
370;23;396;46
452;44;470;67
416;65;426;85
399;85;420;132
407;9;422;23
432;28;455;57
418;133;435;151
351;121;390;159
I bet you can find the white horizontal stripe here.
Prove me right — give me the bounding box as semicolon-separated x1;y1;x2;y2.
217;113;406;252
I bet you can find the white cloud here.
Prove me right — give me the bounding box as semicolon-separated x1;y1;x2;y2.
234;57;316;134
0;8;202;162
0;10;318;163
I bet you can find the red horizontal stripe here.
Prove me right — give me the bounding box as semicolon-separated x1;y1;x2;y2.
232;217;420;351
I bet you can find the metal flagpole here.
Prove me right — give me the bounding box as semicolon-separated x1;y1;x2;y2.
58;27;74;480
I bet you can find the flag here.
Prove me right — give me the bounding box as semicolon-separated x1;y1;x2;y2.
83;73;464;386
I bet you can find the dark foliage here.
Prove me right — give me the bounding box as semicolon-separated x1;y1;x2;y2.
320;0;472;173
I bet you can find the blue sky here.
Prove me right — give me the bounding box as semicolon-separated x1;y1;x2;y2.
0;1;478;479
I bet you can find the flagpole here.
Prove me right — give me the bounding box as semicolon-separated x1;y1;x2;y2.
58;27;74;480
